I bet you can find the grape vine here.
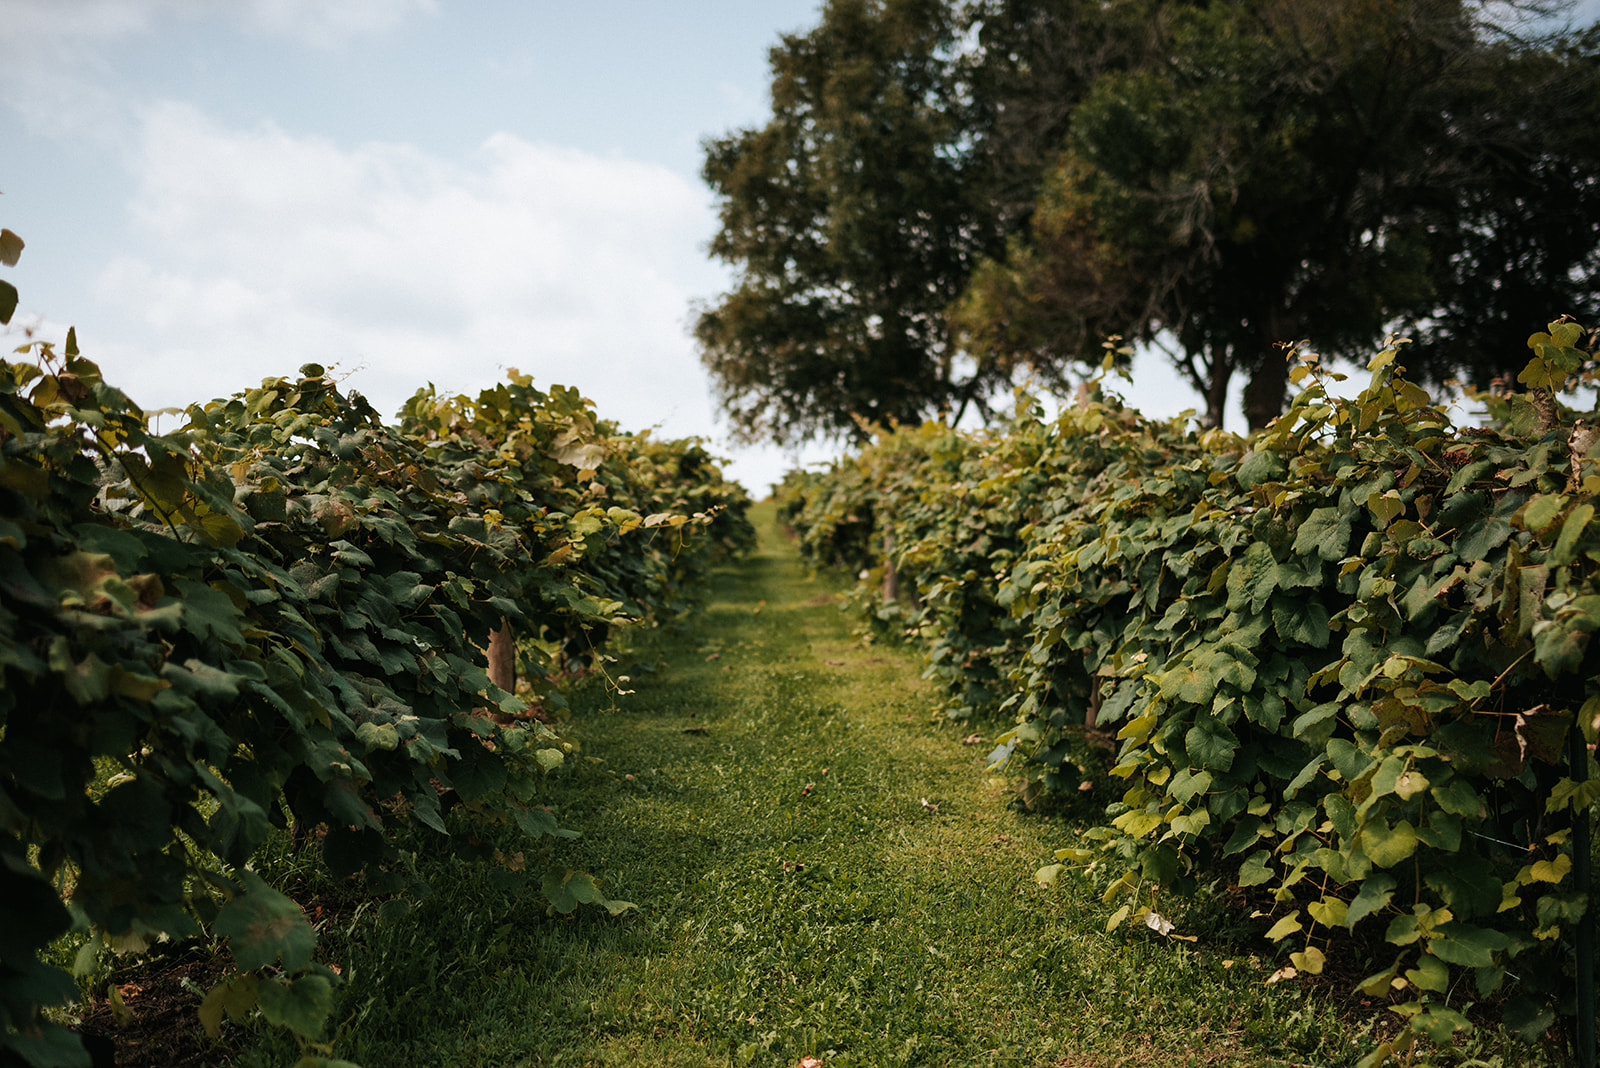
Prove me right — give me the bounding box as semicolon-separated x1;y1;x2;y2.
779;323;1599;1062
0;332;750;1066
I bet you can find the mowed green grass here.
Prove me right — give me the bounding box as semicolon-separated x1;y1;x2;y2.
235;503;1545;1068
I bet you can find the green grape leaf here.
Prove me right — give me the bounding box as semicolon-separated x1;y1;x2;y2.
215;871;315;972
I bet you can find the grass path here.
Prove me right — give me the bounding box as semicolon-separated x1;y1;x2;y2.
275;504;1363;1068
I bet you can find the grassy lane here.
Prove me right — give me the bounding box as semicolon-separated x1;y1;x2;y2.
257;504;1375;1068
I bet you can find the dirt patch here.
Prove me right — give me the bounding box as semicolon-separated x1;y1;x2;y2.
75;944;236;1067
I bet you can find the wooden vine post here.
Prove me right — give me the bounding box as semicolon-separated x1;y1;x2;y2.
882;530;899;603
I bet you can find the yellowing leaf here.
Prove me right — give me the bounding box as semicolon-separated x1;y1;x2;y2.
1117;712;1157;744
1551;321;1585;348
1527;853;1572;884
1518;355;1561;392
1290;946;1326;974
1112;809;1162;838
1394;769;1430;801
1307;897;1348;928
1265;911;1304;941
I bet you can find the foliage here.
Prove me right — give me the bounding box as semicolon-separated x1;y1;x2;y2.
0;225;21;326
779;321;1600;1058
0;336;749;1066
954;0;1600;431
236;503;1423;1068
708;0;1600;443
695;0;1004;446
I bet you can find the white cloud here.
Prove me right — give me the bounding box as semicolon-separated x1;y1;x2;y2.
236;0;437;49
0;0;434;50
92;102;723;440
0;0;437;140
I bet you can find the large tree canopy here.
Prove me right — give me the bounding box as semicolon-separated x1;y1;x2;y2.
955;0;1600;429
695;0;991;447
701;0;1600;442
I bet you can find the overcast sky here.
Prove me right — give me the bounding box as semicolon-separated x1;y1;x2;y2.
3;1;1596;494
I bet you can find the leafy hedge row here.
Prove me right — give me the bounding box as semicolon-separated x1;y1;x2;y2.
778;324;1598;1062
0;334;750;1067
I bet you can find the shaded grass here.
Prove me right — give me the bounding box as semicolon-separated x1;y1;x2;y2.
231;504;1547;1068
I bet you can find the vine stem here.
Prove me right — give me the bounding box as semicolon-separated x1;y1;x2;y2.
1485;648;1534;697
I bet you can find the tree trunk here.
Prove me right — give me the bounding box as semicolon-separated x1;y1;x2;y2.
1243;354;1291;432
1243;308;1293;431
1202;354;1233;430
487;617;515;695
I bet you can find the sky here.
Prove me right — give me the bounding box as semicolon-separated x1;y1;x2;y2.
3;1;1596;495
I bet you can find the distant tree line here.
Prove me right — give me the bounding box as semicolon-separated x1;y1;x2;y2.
696;0;1600;443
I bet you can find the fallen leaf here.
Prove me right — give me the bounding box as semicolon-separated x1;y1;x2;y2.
799;1057;824;1068
961;734;983;745
920;797;940;813
705;653;720;661
801;782;816;797
1144;910;1175;936
1265;965;1298;985
824;659;846;666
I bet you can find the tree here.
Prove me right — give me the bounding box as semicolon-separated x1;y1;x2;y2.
953;0;1600;430
695;0;995;446
1396;19;1600;389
